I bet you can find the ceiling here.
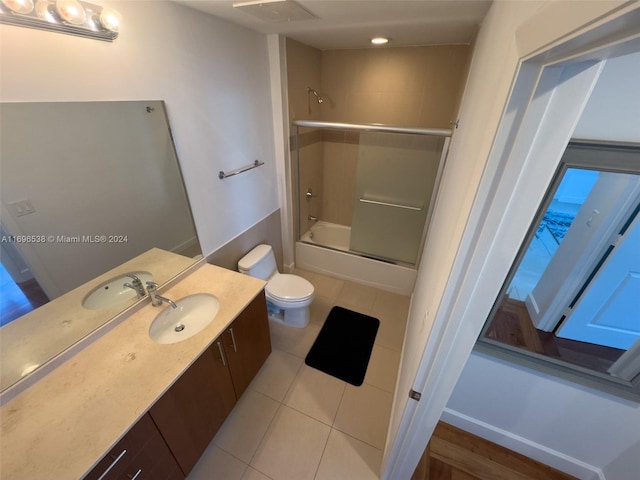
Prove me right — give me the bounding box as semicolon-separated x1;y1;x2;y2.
175;0;492;50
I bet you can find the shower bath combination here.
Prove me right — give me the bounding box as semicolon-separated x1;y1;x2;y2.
292;120;452;295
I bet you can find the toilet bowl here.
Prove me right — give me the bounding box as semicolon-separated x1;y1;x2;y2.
238;244;314;328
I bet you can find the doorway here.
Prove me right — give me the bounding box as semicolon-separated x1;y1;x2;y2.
482;142;640;373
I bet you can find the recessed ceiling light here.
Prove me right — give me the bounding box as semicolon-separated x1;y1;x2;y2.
371;37;389;45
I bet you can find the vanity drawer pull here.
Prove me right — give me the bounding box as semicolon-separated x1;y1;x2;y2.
216;340;227;366
228;328;238;352
96;449;127;480
128;468;142;480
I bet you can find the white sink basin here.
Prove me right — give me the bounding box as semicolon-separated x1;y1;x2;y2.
148;293;220;344
82;272;153;310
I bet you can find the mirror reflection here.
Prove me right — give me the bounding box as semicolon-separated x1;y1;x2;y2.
0;101;201;392
479;141;640;387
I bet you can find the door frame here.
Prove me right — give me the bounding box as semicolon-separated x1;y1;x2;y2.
382;4;640;480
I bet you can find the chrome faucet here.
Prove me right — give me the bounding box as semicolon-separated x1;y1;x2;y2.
305;188;317;201
146;281;177;309
308;215;319;222
123;274;146;298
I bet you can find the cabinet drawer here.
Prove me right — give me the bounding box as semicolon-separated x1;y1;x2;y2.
84;414;182;480
114;427;183;480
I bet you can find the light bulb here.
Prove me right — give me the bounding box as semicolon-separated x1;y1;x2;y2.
1;0;35;14
56;0;86;25
35;0;56;22
371;37;389;45
99;6;120;33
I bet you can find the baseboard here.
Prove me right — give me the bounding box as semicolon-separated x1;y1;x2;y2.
441;408;605;480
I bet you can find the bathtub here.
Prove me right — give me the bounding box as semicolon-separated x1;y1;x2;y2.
300;221;351;251
297;221;417;295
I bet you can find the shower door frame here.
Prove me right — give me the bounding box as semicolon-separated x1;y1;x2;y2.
291;120;451;268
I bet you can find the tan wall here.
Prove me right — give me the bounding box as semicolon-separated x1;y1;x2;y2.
287;42;471;230
321;45;470;128
286;39;323;123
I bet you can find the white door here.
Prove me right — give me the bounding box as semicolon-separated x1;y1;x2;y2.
557;212;640;350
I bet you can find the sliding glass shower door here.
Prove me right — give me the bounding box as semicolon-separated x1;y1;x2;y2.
349;133;446;264
293;121;451;266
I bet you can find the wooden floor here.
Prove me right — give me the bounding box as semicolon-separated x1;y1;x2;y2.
411;422;577;480
483;296;624;373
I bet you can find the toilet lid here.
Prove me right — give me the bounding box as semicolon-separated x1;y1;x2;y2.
267;274;314;302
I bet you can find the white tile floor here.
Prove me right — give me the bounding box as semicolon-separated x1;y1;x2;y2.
187;269;410;480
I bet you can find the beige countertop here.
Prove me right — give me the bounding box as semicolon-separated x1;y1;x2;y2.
1;247;197;392
0;263;266;479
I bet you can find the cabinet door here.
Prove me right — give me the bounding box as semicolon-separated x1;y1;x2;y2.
83;413;182;480
149;345;236;476
224;291;271;398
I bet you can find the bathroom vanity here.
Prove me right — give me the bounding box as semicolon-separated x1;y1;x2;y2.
0;263;270;479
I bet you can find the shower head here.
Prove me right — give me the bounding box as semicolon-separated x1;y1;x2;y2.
307;87;324;104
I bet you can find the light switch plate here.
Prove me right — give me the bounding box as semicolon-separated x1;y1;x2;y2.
8;199;35;217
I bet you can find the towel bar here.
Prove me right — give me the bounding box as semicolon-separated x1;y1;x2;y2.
359;198;422;211
219;160;264;179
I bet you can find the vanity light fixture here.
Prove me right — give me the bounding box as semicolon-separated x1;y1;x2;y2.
0;0;121;41
371;36;389;45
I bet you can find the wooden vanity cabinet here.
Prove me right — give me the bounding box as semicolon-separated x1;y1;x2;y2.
83;413;183;480
222;290;272;398
148;342;237;475
149;291;271;476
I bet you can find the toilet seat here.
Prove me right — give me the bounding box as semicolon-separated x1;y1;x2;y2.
266;274;314;303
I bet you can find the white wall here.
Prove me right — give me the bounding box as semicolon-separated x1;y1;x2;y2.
574;51;640;143
0;1;280;257
384;1;640;479
444;352;640;480
435;5;640;480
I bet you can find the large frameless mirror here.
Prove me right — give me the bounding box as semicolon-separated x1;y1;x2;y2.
477;141;640;399
0;101;201;394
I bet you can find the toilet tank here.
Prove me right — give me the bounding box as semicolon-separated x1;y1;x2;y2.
238;244;277;281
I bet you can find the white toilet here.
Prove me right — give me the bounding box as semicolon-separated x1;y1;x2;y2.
238;244;315;328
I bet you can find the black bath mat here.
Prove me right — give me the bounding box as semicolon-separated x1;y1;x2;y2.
305;306;379;386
